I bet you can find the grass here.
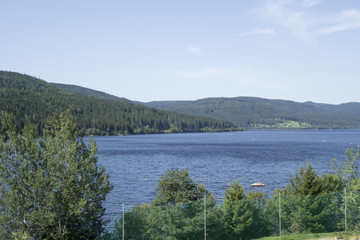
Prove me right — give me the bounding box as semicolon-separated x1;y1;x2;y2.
256;231;360;240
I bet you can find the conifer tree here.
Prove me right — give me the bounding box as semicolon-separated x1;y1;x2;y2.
223;180;245;201
0;111;112;239
153;168;212;206
287;164;321;196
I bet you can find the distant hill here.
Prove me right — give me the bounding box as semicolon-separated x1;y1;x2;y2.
0;71;241;135
145;97;360;129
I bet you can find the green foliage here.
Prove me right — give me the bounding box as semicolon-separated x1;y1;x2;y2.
222;199;255;239
343;190;360;231
146;97;360;129
330;148;360;230
11;231;32;240
100;192;359;240
222;195;275;239
223;180;245;201
0;71;241;136
282;163;343;196
0;111;113;239
153;168;212;206
331;148;360;191
281;192;345;234
100;153;360;239
222;181;273;239
246;191;268;200
317;173;344;194
277;162;349;234
286;164;321;196
51;83;131;102
100;199;223;240
0;111;19;141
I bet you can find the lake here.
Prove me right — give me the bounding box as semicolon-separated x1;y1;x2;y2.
92;129;360;219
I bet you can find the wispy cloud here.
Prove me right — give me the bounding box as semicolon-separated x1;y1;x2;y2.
256;0;360;41
185;45;202;55
317;9;360;36
240;28;275;36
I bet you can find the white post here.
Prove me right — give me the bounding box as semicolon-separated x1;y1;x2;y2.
122;203;125;240
345;188;347;233
204;194;207;240
279;192;281;240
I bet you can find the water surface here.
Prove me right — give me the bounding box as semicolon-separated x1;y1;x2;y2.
93;129;360;218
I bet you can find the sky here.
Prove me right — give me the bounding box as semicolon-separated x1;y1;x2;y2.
1;0;360;104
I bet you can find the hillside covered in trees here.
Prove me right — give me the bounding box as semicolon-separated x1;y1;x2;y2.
145;97;360;129
0;71;241;135
51;83;131;102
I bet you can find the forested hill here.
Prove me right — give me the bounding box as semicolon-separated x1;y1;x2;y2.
51;83;131;102
145;97;360;129
0;71;241;135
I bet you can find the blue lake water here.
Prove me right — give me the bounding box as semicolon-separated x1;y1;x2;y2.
92;129;360;218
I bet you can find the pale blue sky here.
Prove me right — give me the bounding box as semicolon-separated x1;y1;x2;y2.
1;0;360;104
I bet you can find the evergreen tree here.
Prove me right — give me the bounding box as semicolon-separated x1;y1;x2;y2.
153;168;212;206
222;199;254;240
0;111;113;239
222;181;270;239
286;164;321;196
280;163;344;233
223;180;245;201
246;191;268;200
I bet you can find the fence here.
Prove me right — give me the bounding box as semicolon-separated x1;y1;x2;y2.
96;190;360;240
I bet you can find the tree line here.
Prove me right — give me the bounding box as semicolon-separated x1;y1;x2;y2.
100;149;360;240
0;71;242;136
145;97;360;129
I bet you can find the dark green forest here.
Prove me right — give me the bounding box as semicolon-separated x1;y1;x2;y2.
52;83;131;102
0;71;241;135
145;97;360;129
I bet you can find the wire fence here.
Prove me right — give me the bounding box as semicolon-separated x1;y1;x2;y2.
96;190;360;240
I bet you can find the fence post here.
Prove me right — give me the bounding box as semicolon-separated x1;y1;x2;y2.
122;203;125;240
279;192;281;240
204;194;206;240
344;188;347;233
